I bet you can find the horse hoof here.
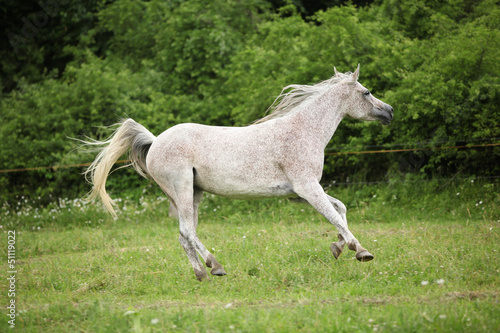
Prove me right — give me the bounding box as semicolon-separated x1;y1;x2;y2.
330;242;343;259
194;269;209;281
356;250;374;262
210;266;227;276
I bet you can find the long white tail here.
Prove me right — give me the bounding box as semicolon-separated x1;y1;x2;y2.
82;119;156;217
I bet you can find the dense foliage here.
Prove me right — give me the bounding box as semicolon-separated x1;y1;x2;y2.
1;0;499;201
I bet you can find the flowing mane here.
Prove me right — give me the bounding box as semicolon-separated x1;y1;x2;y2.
254;72;352;124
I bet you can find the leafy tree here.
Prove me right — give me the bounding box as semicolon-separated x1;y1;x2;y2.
0;0;105;93
384;1;500;177
0;0;498;202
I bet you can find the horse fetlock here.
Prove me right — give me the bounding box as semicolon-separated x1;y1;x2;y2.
348;242;358;252
331;233;346;259
194;268;209;281
206;254;227;276
330;242;343;259
205;254;216;268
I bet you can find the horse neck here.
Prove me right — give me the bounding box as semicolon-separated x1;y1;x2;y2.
289;88;346;149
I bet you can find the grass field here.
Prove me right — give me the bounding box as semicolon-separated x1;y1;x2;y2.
2;179;499;332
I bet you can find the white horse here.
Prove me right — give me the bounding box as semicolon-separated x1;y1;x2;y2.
83;65;393;281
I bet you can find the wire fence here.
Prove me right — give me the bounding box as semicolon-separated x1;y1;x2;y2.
0;141;498;174
325;142;500;156
321;175;500;187
0;160;129;174
324;137;500;151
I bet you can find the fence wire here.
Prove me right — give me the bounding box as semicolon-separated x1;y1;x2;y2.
0;142;498;174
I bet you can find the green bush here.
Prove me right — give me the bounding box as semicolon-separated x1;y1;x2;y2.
0;0;498;203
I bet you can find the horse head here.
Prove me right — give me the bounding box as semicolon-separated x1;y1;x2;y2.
335;64;394;125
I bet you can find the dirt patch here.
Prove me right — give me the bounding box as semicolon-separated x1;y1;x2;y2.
445;291;499;300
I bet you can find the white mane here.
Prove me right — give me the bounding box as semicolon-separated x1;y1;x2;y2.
254;72;352;124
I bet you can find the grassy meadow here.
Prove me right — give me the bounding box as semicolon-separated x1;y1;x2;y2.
1;179;499;332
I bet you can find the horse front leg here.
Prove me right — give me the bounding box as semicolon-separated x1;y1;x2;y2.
326;195;373;261
293;181;374;262
291;196;347;259
324;196;347;259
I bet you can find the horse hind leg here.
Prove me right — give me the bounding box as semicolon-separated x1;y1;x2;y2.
174;177;226;279
178;238;227;279
168;192;209;280
179;235;209;281
182;215;226;277
152;163;227;280
151;174;207;280
192;188;226;276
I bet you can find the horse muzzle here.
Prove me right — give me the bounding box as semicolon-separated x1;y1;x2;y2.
377;105;394;125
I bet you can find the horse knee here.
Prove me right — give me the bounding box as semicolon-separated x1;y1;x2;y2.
179;225;196;246
178;234;188;247
333;200;346;216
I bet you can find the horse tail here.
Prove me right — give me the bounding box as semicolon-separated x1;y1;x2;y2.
82;119;156;217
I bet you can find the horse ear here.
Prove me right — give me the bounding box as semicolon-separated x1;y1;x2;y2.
334;66;341;77
351;64;360;82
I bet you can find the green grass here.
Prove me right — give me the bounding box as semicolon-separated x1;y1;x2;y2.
1;179;499;332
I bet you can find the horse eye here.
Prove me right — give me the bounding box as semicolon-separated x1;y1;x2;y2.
364;90;371;96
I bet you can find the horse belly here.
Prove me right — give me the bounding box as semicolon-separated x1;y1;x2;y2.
193;165;295;199
196;179;296;199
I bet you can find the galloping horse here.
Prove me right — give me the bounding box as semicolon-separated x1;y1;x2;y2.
83;65;393;280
